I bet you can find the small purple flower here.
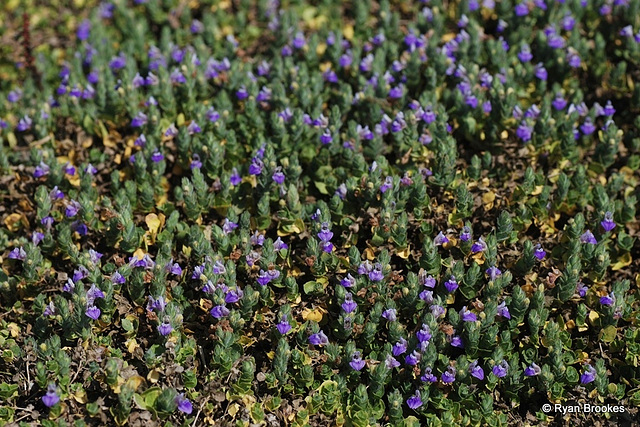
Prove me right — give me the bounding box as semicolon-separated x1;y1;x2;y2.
516;122;533;142
534;244;546;260
601;211;615;232
111;271;126;285
225;288;243;304
421;366;438;382
109;53;126;70
320;129;332;145
309;331;329;346
580;230;597;244
534;63;548;80
518;44;533;62
317;222;333;242
87;284;105;303
158;320;173;336
350;351;366;371
17;115;33;132
236;86;249;100
42;384;60;408
385;354;401;369
567;50;581;68
222;219;238;235
63;278;75;293
368;264;384;282
423;274;436;288
175;393;193;414
342;293;358;314
147;296;167;313
274;237;288;251
434;231;449;246
524;362;541;377
32;231;45;245
407;390;423;409
471;237;487;253
276;314;292;334
8;247;26;260
486;265;502;281
249;157;263;176
576;282;588;298
441;366;457;384
131;112;148;128
7;88;22;103
416;324;432;342
492;360;509;378
230;168;242;186
341;274;356;288
580;364;596;384
600;293;615;306
381;308;397;322
43;301;56;316
380;176;393;193
497;301;511;319
450;335;464;348
65;200;82;218
85;305;101;320
603;101;615;116
419;290;433;303
210;305;230;319
444;276;458;293
187;121;201;135
392;338;407;356
469;360;485;380
405;350;421;366
431;304;446;318
460;306;477;322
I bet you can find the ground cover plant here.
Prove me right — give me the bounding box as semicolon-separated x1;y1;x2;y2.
0;0;639;425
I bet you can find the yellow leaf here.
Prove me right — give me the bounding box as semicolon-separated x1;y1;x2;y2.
343;25;354;40
611;252;632;271
302;307;326;322
239;335;257;349
316;42;327;56
4;213;28;232
228;403;240;417
266;351;275;360
397;246;410;259
73;389;88;404
126;338;138;354
588;310;600;326
7;323;19;338
125;375;145;391
363;247;375;260
531;185;544;196
132;248;146;260
482;191;496;210
147;369;161;384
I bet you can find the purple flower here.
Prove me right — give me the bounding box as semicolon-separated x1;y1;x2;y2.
17;115;32;132
534;63;548;80
43;301;56;316
341;274;355;288
274;237;288;251
317;222;333;242
497;301;511;319
471;237;487;253
601;211;615;232
492;360;509;378
434;231;449;246
187;121;201;135
580;230;597;244
567;50;581;68
111;271;126;285
552;94;567;110
486;265;502;281
109;53;126;70
516;122;533;142
249;157;263;175
603;101;615;116
380;176;393;193
309;331;329;346
534;244;546;260
158;320;173;336
518;44;533;62
8;247;26;260
175;393;193;414
236;86;249;100
441;366;456;383
419;290;433;303
350;351;366;371
65;200;82;218
580;118;596;135
210;305;230;319
342;293;358;314
450;335;464;348
600;293;615;306
407;390;423;409
147;296;167;313
381;308;397;322
87;284;105;303
459;226;472;242
276;314;292;334
469;360;484;380
416;324;432;342
42;384;60;408
32;231;45;245
131;112;148;128
368;264;384;282
385;354;401;369
170;69;186;84
431;304;446;318
580;364;596;384
7;89;22;103
85;305;101;320
225;288;243;304
413;362;434;381
460;306;477;322
444;276;458;293
319;129;332;145
405;350;421;366
190;19;204;34
222;219;238;234
63;278;75;293
524;362;541;377
230;168;242;186
392;338;407;356
576;282;588;297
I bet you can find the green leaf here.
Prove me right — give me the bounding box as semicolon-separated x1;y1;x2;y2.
600;325;617;343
